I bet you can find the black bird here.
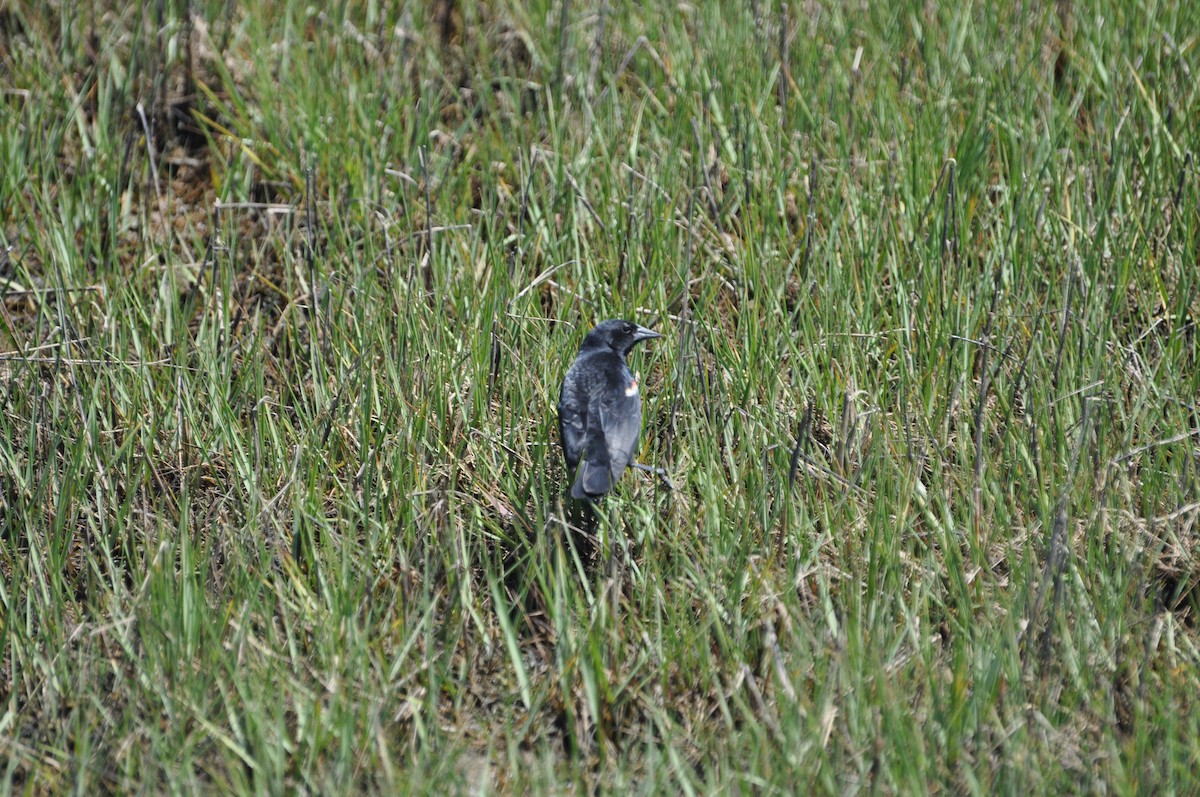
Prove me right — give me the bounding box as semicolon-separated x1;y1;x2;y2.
558;319;661;500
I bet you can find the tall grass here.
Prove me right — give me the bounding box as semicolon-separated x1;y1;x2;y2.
1;0;1198;792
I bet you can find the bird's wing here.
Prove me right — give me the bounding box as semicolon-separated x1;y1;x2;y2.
572;386;642;499
558;382;587;471
596;382;643;483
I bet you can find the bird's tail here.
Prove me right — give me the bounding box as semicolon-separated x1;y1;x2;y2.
570;460;613;499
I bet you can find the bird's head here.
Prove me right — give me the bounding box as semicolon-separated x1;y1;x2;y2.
581;319;662;357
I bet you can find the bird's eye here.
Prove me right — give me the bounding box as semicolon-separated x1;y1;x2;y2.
624;324;635;334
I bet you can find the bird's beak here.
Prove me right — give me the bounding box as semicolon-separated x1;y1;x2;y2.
633;325;662;342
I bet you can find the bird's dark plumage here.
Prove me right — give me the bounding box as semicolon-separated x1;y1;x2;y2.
558;319;661;500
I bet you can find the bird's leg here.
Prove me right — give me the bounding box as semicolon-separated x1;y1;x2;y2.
631;461;675;490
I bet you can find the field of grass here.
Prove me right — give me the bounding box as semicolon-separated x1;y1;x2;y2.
2;0;1198;793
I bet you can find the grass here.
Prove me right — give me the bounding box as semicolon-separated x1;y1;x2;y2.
1;0;1198;793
